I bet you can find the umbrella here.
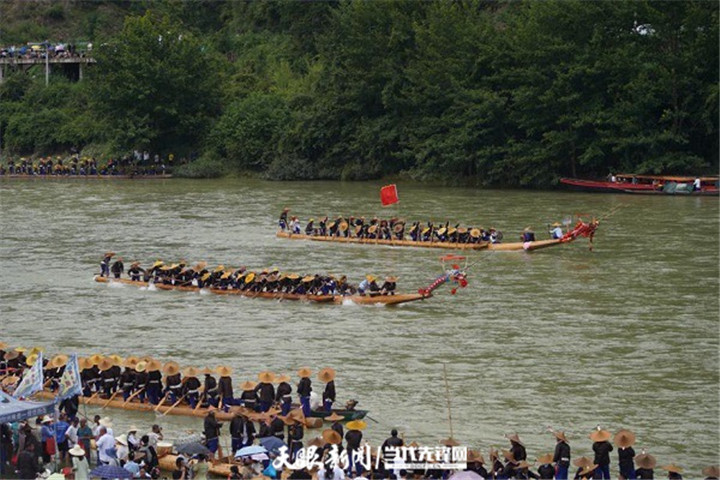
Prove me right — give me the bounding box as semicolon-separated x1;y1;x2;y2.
235;445;268;458
449;472;484;480
175;441;212;456
259;436;287;455
89;464;133;479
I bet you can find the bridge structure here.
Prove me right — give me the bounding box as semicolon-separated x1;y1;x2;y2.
0;55;96;84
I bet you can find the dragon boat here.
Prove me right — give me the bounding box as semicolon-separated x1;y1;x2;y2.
32;389;367;423
94;277;431;306
277;219;599;252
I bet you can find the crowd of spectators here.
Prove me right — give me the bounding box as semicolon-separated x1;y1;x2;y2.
0;42;92;60
0;151;178;177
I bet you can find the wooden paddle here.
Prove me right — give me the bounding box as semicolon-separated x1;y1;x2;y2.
193;387;206;412
121;387;145;407
87;390;102;402
101;389;121;409
153;393;169;412
161;393;187;416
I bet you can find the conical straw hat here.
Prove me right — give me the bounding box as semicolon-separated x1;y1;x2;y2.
258;371;276;383
163;361;180;376
297;367;312;378
614;429;636;448
318;367;336;382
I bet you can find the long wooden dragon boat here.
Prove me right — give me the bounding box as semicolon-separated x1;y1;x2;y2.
276;231;489;250
277;226;595;252
33;390;367;422
94;276;429;306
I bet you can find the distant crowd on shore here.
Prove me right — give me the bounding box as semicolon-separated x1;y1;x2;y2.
0;42;92;60
0;151;183;177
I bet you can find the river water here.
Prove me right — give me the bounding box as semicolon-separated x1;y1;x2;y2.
1;178;718;473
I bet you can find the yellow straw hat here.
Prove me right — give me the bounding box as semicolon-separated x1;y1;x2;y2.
346;420;367;431
318;367;336;382
98;358;114;371
216;366;233;376
183;367;200;378
589;427;612;442
49;354;69;368
163;361;180;376
124;357;140;369
241;381;257;391
297;367;312;378
258;372;276;383
26;353;38;366
89;354;104;366
134;361;148;373
146;359;162;372
322;429;342;445
274;374;291;383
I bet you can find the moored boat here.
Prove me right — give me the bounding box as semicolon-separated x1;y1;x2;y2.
94;276;430;306
560;174;719;195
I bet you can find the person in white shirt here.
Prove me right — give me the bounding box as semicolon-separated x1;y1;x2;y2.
127;426;140;451
693;177;701;191
147;425;163;448
96;427;116;465
549;222;564;240
99;417;114;438
116;435;130;464
65;417;79;448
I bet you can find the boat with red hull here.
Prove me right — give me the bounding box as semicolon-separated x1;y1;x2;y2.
560;175;718;196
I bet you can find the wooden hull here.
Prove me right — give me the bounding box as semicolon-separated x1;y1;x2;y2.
560;177;719;195
487;238;564;251
278;232;567;252
33;390;238;421
276;231;489;250
34;389;367;424
94;276;429;305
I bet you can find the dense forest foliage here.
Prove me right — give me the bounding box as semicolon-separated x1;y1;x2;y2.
0;0;717;185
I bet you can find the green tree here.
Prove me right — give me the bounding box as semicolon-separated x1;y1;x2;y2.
89;12;221;155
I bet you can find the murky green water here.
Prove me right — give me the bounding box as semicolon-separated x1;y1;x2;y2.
1;178;718;473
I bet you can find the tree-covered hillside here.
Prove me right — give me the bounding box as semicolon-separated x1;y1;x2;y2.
0;0;717;185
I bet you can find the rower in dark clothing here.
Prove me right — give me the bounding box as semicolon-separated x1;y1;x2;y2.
297;368;312;417
204;371;219;407
381;429;403;473
133;361;149;403
537;454;556;479
614;429;637;480
572;457;594;480
100;252;114;277
110;257;124;279
183;369;202;409
163;362;182;403
305;219;315;235
275;375;293;416
501;450;519;479
119;364;136;401
489;448;504;479
508;433;527;461
521;227;536;243
147;362;163;405
662;465;683;480
128;262;145;281
217;366;234;409
552;430;571;480
240;381;258;411
590;427;613;480
256;373;275;412
634;451;657;480
279;208;290;231
379;276;397;295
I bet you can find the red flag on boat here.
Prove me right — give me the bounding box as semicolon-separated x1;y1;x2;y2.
380;184;399;206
